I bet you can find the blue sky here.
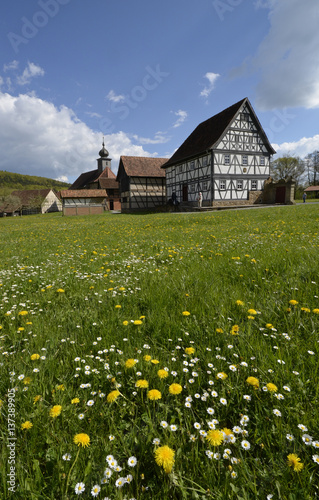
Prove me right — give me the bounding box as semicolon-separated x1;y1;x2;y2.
0;0;319;183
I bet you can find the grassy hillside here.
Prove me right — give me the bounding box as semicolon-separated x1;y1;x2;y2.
0;170;70;195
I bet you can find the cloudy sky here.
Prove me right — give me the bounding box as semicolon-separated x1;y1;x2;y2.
0;0;318;183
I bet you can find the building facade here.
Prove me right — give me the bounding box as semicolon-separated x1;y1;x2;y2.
162;98;276;207
117;156;166;212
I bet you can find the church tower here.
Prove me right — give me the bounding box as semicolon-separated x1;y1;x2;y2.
97;139;112;174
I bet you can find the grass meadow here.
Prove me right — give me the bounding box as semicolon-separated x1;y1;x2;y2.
1;205;319;500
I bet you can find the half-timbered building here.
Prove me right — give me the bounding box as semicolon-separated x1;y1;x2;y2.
117;156;167;212
162;98;276;207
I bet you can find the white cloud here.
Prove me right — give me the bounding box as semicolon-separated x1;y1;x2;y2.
17;62;45;86
200;72;220;98
250;0;319;110
106;90;126;103
0;91;153;182
272;134;319;159
172;110;187;128
131;132;170;145
3;60;19;72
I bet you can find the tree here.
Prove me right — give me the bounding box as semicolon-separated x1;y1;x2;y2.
304;150;319;186
270;155;305;187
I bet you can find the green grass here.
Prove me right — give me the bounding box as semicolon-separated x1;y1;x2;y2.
0;206;319;499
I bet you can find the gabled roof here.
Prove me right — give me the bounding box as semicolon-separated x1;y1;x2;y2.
69;167;117;190
162;98;276;168
60;190;107;198
304;185;319;192
117;156;167;179
11;189;53;205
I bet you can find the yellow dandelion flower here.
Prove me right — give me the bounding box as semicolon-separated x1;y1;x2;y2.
21;421;33;430
182;311;190;316
266;383;278;392
247;315;255;320
313;308;319;314
154;445;175;473
266;323;273;329
30;353;40;360
236;300;244;306
115;305;121;309
246;376;259;389
49;405;62;418
18;327;24;331
23;377;31;385
147;389;162;401
57;288;65;293
18;310;28;316
185;347;195;355
122;320;129;326
231;325;240;335
143;355;152;362
135;379;149;389
301;307;310;313
247;309;257;315
107;390;120;403
71;398;80;404
216;328;224;333
74;433;90;448
206;429;224;446
169;383;183;395
125;358;137;369
33;395;42;404
151;359;159;364
289;300;298;306
157;369;169;379
56;384;65;391
134;319;143;325
287;453;303;472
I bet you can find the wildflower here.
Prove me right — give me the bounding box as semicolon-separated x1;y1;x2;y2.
241;440;251;450
206;430;224;446
115;477;126;488
57;288;65;293
169;383;183;395
151;359;159;364
247;309;257;315
128;456;137;467
182;311;190;316
157;369;169;379
289;300;298;305
91;485;100;497
302;434;313;445
143;354;152;362
49;405;62;418
153;438;161;445
107;390;120;403
74;433;90;448
133;320;143;325
273;409;282;417
231;325;240;335
125;358;137;369
56;384;65;391
33;395;41;404
136;379;149;389
236;300;244;306
86;400;94;407
78;413;85;420
220;398;227;405
18;310;28;316
246;376;259;389
148;389;162;400
154;445;175;473
71;398;80;404
266;383;278;392
216;328;223;333
313;308;319;314
160;421;168;428
21;421;33;430
298;424;308;431
287;453;303;472
170;424;178;432
312;455;319;464
185;347;195;355
286;434;294;441
30;354;40;360
75;482;85;495
63;453;71;461
207;408;214;415
216;372;227;380
194;422;201;430
230;471;237;479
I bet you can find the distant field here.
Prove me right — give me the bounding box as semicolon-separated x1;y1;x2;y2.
1;206;319;499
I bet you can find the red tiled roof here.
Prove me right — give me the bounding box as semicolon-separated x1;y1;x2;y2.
60;190;107;198
304;185;319;192
69;167;117;190
99;178;119;189
162;98;276;168
117;156;167;178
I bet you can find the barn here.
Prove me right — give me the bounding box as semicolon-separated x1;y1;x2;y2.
162;98;276;208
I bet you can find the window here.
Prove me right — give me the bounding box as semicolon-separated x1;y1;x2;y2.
190;160;195;170
237;180;243;190
220;180;226;190
203;156;208;166
251;180;257;190
242;155;248;166
234;135;240;143
189;183;195;193
224;154;230;165
260;156;265;166
202;181;208;190
241;112;249;122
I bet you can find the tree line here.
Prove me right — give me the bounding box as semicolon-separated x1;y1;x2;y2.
270;150;319;196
